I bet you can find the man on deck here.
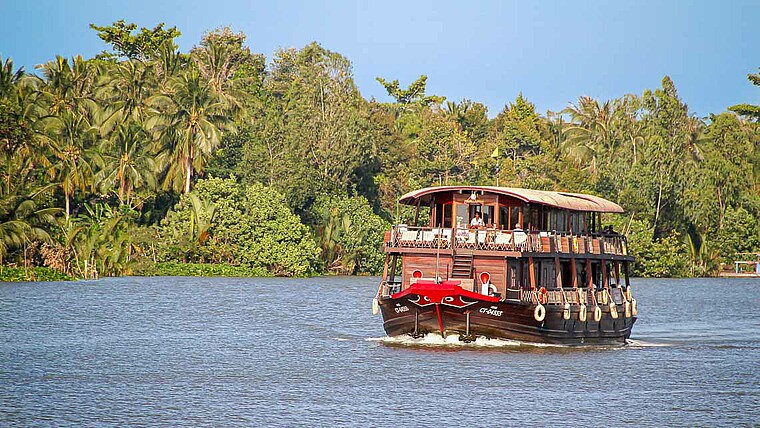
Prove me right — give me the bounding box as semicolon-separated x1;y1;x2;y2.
470;212;484;229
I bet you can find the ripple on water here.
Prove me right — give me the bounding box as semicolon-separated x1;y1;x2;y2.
1;276;759;426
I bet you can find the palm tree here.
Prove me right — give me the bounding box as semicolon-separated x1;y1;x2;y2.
36;56;102;221
0;219;27;265
0;198;58;266
147;67;233;193
562;96;617;174
96;59;155;127
0;56;25;99
39;109;100;221
97;121;157;207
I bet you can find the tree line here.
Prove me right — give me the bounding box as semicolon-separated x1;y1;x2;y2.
2;21;760;279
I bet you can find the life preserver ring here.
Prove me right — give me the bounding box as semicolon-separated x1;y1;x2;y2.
609;301;618;319
534;304;546;322
600;289;609;305
537;287;548;304
577;288;585;305
631;299;638;316
594;305;602;322
624;301;631;318
563;302;571;320
579;304;587;322
489;283;498;295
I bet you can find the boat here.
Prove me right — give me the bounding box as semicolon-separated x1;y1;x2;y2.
372;186;637;345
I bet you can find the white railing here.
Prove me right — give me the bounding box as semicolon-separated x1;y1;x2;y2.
386;225;628;256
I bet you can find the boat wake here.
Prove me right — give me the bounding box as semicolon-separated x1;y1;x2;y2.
625;339;672;348
366;334;577;349
366;335;660;351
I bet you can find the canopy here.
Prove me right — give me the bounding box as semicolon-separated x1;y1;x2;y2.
398;186;624;213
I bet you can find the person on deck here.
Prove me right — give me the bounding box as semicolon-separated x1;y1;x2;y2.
470;212;484;229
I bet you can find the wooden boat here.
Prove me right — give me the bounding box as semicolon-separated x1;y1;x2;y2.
372;186;637;345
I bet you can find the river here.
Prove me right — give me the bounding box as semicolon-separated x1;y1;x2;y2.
1;276;759;426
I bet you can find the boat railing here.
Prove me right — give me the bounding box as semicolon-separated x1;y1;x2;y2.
517;287;626;305
386;225;628;256
387;225;454;249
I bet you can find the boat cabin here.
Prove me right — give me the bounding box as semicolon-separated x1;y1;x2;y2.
381;186;633;303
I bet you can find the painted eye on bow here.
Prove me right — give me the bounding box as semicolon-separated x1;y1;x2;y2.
423;296;430;302
444;296;454;302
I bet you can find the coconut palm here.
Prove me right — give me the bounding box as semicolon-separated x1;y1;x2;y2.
147;67;233;193
39;109;100;221
0;198;58;265
0;56;25;99
97;121;157;207
562;96;617;174
36;56;102;221
96;59;156;129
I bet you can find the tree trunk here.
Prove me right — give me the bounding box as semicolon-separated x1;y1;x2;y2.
653;175;664;237
118;177;126;206
185;156;192;194
65;192;70;223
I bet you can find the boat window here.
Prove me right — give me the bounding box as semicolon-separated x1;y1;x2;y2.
508;260;518;289
556;210;567;232
456;204;468;228
499;206;509;230
436;203;453;228
481;205;494;227
468;205;481;225
520;260;529;289
530;207;540;230
510;206;520;230
570;212;583;234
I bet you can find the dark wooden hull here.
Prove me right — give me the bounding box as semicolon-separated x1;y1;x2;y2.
379;295;636;346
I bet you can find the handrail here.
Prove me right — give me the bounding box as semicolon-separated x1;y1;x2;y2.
386;225;629;256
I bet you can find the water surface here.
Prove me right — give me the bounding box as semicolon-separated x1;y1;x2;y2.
1;276;758;426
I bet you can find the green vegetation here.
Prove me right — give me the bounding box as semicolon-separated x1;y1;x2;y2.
0;266;73;282
2;21;760;280
132;261;269;278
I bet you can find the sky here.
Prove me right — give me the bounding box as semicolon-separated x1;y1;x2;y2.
1;0;759;118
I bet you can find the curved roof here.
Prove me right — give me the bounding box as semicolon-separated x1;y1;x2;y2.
398;186;624;213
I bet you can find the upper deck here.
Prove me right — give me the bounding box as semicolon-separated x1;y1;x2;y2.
385;185;631;260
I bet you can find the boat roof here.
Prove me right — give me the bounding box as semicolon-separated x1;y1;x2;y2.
399;186;624;213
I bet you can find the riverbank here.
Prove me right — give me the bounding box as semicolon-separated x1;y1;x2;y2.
0;266;73;282
0;262;277;282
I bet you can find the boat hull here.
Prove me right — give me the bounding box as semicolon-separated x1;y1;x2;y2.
379;286;636;346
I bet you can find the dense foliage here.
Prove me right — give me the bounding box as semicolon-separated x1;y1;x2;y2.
2;21;760;280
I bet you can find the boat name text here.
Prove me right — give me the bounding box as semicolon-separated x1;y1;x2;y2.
479;307;503;317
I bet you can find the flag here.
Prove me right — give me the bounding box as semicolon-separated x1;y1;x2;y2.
490;147;499;158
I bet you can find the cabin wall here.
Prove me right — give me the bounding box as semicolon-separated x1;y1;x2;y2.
472;257;507;295
401;255;450;288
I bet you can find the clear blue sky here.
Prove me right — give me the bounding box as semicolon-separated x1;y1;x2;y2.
1;0;758;117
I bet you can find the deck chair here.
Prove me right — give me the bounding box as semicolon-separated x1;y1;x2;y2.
399;230;419;246
461;231;476;248
513;232;528;251
438;229;452;247
476;230;488;250
492;232;512;250
421;230;436;248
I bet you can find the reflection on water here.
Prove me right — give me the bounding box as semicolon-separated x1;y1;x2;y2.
1;276;759;426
